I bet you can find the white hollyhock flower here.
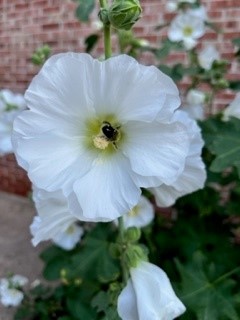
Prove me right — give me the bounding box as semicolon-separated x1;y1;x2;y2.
13;53;191;222
168;12;205;49
186;89;205;106
151;110;206;207
117;261;186;320
0;288;24;307
30;188;78;246
166;1;178;12
187;6;207;21
0;89;26;112
0;110;23;155
198;45;220;70
11;275;28;287
53;222;84;250
115;195;154;229
181;89;205;120
222;93;240;121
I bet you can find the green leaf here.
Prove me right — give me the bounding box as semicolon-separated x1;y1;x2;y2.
85;34;99;53
75;0;95;22
67;297;97;320
176;252;240;320
209;118;240;176
232;38;240;48
101;307;121;320
91;291;110;313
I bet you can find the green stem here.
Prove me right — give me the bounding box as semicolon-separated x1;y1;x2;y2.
99;0;112;59
118;216;129;285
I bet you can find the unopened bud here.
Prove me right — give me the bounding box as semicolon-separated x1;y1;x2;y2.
125;227;141;242
125;244;148;268
108;0;142;30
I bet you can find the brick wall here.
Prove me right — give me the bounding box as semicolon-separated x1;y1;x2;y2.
0;0;239;195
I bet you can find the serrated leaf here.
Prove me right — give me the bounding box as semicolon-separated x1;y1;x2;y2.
75;0;95;22
176;251;240;320
91;291;110;313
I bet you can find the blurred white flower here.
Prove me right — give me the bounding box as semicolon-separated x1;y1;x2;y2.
0;89;26;112
186;89;205;105
0;274;28;307
151;110;206;207
0;110;25;156
181;103;205;121
13;53;191;222
11;275;28;287
117;261;186;320
0;288;24;307
187;5;207;21
222;93;240;121
166;1;178;12
91;20;103;31
53;223;84;250
115;195;154;229
0;89;26;156
168;12;205;49
198;45;220;70
30;188;78;246
181;89;206;120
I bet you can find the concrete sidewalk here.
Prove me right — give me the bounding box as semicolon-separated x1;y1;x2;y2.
0;192;46;320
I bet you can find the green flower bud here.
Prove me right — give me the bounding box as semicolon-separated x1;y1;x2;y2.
124;227;141;243
108;0;142;31
124;244;148;268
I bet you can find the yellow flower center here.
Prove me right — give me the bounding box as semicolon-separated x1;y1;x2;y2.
183;26;193;37
128;205;140;217
84;114;124;155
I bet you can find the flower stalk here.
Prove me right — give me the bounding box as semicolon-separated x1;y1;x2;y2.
99;0;112;59
118;216;129;285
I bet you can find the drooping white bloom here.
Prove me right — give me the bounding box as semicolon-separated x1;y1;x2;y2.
30;188;78;246
151;110;206;207
198;45;220;70
181;89;206;120
52;222;84;250
115;195;154;229
222;93;240;121
117;261;186;320
13;53;191;222
0;288;24;307
168;12;205;49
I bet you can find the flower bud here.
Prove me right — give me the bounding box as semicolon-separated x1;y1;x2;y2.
124;244;148;268
124;227;141;242
108;0;142;30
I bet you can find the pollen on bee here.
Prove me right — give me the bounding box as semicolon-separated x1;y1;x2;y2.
93;135;109;150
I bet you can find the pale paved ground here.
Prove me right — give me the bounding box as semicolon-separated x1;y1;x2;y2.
0;192;46;320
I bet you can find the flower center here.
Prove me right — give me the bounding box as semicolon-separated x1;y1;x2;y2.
93;121;121;150
128;205;140;217
183;26;193;37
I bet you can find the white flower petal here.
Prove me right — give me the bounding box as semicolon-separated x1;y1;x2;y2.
0;288;24;307
69;153;141;222
152;111;206;206
31;188;78;246
53;223;84;250
198;45;220;70
118;279;139;320
11;275;28;287
122;196;154;229
118;261;186;320
123;121;189;184
222;92;240;121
